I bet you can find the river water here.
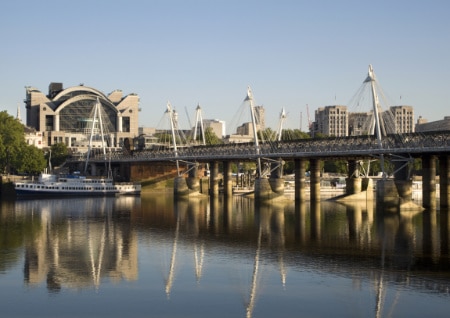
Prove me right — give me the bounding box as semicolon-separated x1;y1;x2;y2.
0;193;449;318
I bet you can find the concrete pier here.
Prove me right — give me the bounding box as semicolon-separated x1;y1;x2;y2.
223;161;233;197
174;176;189;197
209;161;220;197
346;160;362;195
254;177;284;201
440;154;450;209
310;159;321;202
186;163;200;193
294;159;307;202
422;154;437;210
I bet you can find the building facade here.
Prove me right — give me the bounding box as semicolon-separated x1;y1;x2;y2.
254;106;265;130
389;105;415;133
203;119;225;138
25;83;140;151
312;105;348;137
312;105;415;137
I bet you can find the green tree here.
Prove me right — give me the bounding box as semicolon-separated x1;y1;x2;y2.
16;144;46;175
0;111;25;173
46;143;69;168
204;127;222;145
258;128;276;142
280;129;310;140
323;159;347;174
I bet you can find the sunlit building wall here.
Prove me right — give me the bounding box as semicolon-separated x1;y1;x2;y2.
24;83;140;150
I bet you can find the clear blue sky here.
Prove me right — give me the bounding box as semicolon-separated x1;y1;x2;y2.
1;0;449;132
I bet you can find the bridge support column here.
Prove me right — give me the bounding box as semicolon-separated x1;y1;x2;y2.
269;159;285;197
209;161;220;197
423;154;437;210
294;159;307;202
376;179;399;208
174;176;189;197
254;160;285;201
393;158;413;205
346;160;362;195
254;178;284;201
223;161;233;197
310;159;321;202
440;154;450;209
186;163;200;193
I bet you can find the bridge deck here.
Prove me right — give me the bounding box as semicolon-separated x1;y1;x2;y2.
82;131;450;163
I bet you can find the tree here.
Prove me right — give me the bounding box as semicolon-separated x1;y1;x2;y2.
258;128;276;142
280;129;310;140
323;159;347;174
46;143;69;168
0;111;25;174
16;144;46;175
204;127;222;145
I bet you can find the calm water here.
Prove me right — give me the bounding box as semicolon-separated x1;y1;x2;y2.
1;193;449;318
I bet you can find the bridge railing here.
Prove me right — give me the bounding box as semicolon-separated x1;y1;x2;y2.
83;131;450;163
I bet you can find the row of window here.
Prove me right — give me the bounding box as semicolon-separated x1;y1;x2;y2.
16;184;115;190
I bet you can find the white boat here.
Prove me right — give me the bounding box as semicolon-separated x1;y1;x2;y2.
14;173;141;197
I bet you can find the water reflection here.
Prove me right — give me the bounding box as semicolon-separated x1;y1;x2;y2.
1;195;449;317
5;197;138;293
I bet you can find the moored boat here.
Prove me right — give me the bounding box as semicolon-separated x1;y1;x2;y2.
14;173;141;197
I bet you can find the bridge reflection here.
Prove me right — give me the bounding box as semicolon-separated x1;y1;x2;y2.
3;195;450;316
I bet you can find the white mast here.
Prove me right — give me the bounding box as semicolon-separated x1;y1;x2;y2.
276;107;287;141
193;104;206;145
245;87;262;177
85;98;107;174
166;102;180;175
364;65;385;177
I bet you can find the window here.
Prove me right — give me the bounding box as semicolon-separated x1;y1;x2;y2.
122;117;130;132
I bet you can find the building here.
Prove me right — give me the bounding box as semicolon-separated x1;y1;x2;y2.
254;106;265;130
415;116;450;132
348;112;372;136
311;104;415;137
24;126;44;149
389;105;414;133
25;83;140;151
312;105;348;137
203;119;225;138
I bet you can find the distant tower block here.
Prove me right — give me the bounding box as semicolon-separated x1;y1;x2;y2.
254;106;265;130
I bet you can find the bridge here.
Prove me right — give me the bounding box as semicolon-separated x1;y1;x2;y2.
77;129;450;212
106;131;450;162
75;65;450;211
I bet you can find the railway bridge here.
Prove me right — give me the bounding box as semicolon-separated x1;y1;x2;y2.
82;130;450;210
73;65;450;211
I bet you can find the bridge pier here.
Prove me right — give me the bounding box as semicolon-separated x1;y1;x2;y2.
254;178;285;201
310;159;321;202
254;159;285;201
174;163;201;197
209;161;220;197
346;160;362;195
423;154;437;210
174;176;189;197
440;154;450;209
223;161;233;197
187;163;200;192
393;157;413;205
294;159;307;202
376;179;400;208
